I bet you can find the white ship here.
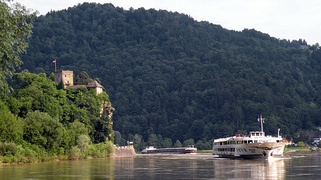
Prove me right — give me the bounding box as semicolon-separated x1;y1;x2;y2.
212;115;286;159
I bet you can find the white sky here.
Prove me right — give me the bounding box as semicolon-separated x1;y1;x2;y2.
14;0;321;45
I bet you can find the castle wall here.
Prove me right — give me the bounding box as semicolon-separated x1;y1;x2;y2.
54;70;74;88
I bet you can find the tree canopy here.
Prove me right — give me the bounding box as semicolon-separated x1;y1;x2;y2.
0;0;35;96
1;71;114;162
19;2;321;149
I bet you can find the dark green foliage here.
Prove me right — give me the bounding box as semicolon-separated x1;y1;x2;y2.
0;0;35;97
23;111;64;151
19;3;321;149
0;100;24;143
0;142;18;156
10;71;62;118
75;71;93;85
0;71;114;162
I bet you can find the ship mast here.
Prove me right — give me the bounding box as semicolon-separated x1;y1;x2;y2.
258;115;265;132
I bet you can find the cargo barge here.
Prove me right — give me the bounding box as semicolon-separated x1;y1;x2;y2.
141;146;197;154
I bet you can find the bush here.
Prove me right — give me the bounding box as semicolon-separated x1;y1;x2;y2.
106;141;114;155
88;143;105;158
69;146;81;160
1;156;13;163
77;135;90;153
0;142;18;156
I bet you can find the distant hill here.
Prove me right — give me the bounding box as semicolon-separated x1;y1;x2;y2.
21;2;321;147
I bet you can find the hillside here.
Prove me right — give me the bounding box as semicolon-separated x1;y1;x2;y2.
21;2;321;149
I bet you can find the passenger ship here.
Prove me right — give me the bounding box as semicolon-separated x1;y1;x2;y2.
212;116;286;159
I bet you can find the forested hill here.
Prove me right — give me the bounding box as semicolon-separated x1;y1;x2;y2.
21;2;321;149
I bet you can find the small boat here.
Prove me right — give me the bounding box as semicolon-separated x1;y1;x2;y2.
141;146;197;154
212;115;286;159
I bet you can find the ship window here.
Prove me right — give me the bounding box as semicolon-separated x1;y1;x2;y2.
248;140;253;143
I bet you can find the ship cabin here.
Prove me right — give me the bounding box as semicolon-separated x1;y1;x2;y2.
213;131;282;147
213;131;283;155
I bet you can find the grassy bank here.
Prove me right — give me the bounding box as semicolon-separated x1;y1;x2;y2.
284;146;311;152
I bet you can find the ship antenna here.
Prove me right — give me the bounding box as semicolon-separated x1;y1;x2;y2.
257;115;265;132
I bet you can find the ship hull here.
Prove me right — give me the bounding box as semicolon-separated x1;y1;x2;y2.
213;142;285;159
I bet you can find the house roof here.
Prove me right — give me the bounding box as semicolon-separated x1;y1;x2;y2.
86;80;103;88
67;80;104;90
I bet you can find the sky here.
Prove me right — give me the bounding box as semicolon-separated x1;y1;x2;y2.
14;0;321;45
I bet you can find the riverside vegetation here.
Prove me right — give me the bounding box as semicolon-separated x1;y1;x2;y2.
0;0;114;163
0;71;114;163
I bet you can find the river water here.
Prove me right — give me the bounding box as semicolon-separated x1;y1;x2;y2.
1;153;321;179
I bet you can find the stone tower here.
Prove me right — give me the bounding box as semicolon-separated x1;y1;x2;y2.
54;70;74;88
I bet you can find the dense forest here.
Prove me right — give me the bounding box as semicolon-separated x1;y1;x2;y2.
20;3;321;150
1;0;114;163
1;70;114;162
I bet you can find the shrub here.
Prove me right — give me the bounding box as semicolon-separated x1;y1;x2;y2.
0;142;18;156
106;141;114;155
69;146;81;160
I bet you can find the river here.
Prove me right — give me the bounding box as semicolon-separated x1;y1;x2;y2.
1;153;321;179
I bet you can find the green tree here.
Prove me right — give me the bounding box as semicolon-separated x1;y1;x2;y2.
163;138;172;148
183;138;195;147
23;111;65;151
0;0;35;97
297;141;305;149
0;100;23;143
9;71;62;118
147;134;158;146
67;120;88;148
75;71;92;85
76;134;91;153
174;140;182;147
133;134;144;151
114;131;123;145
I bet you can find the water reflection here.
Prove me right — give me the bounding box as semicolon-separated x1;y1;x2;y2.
111;154;286;179
0;158;116;180
213;158;285;179
2;154;317;180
